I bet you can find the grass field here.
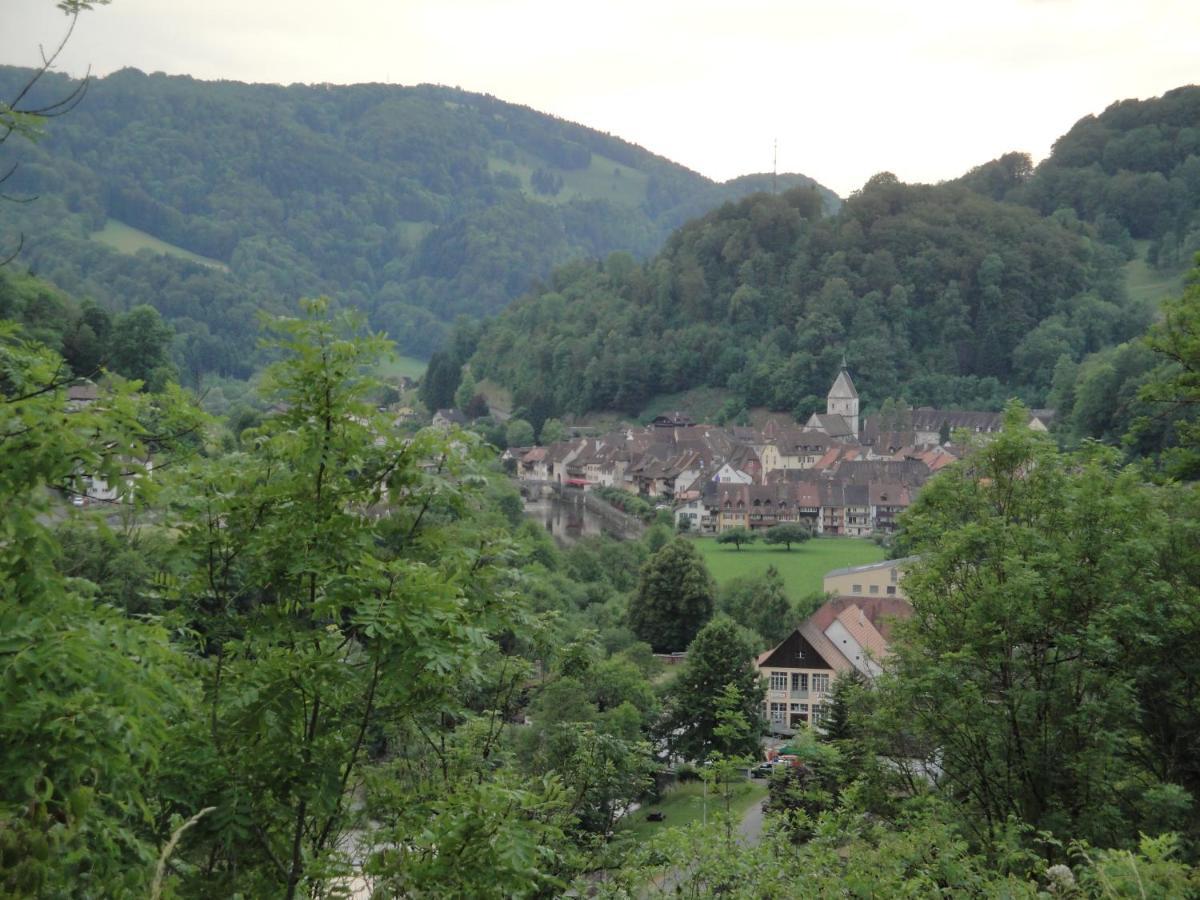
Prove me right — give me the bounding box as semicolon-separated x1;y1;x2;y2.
617;779;767;843
1124;240;1188;307
91;219;230;271
375;354;427;381
638;386;735;424
691;536;886;598
487;150;648;207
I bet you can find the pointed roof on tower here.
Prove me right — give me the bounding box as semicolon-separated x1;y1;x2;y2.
829;367;858;400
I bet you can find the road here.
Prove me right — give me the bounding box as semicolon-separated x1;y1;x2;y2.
738;793;765;844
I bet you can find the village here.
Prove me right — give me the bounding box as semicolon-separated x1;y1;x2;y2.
498;367;1054;538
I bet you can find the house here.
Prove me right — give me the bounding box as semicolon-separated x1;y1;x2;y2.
711;462;754;484
66;380;98;411
673;496;711;532
822;557;915;600
869;483;910;534
651;411;696;429
757;627;843;733
757;592;913;733
432;408;469;429
517;447;548;480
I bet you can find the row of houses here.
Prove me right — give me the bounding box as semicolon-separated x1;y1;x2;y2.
507;367;1053;538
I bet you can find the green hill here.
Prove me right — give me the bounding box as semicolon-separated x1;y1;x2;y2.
957;86;1200;271
454;176;1144;424
0;66;837;379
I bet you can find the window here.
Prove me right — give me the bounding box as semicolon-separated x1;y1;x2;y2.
769;702;786;723
890;568;898;583
886;586;897;595
812;674;830;694
791;673;808;693
851;584;862;593
811;704;827;726
770;672;787;691
790;703;807;713
869;584;879;594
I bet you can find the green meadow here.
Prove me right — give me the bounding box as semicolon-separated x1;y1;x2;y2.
91;219;230;271
691;536;886;599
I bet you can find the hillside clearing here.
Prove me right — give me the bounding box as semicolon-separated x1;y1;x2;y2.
91;219;230;271
375;355;427;381
1124;240;1188;307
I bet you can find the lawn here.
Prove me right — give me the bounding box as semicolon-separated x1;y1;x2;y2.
486;150;648;207
1124;240;1187;307
375;354;427;381
91;219;230;271
691;536;885;598
617;779;767;843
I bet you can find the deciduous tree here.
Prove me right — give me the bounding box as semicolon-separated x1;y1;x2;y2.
716;527;757;550
626;538;715;652
659;616;764;761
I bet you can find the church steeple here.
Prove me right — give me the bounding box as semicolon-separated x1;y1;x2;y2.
827;364;859;438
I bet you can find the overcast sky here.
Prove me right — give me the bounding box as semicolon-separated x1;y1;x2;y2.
2;0;1198;196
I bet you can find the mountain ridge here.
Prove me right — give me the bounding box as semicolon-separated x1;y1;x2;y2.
0;64;839;376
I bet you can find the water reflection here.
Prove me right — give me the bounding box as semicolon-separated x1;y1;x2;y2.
523;494;613;543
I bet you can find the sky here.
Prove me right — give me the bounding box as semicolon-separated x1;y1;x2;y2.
2;0;1199;197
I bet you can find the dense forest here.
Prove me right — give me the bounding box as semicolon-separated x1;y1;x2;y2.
453;179;1139;422
0;65;837;372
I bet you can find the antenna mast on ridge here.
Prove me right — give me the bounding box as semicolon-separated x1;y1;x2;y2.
772;138;778;194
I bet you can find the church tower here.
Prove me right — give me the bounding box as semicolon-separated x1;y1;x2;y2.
827;364;859;438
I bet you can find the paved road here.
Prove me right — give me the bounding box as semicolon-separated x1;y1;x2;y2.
738;794;765;844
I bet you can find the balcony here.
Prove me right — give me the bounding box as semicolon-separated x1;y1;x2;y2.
790;689;809;700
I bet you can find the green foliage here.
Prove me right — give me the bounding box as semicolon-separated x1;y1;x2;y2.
627;538;716;652
1138;255;1200;476
469;178;1133;419
1017;86;1200;246
0;65;836;372
716;526;757;550
594;484;656;522
108;304;176;389
0;321;200;896
539;416;566;443
659;616;764;761
880;403;1200;852
761;522;811;550
152;300;556;896
505;417;535;448
717;565;793;647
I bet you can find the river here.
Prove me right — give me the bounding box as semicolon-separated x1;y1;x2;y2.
522;489;643;544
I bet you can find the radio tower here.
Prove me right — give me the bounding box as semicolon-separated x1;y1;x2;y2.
772;138;778;194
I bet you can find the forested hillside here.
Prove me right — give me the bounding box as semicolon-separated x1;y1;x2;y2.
456;177;1142;426
1017;85;1200;263
0;65;837;374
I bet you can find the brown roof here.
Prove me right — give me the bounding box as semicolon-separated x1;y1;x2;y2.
834;605;890;661
809;596;913;642
868;482;911;507
67;382;99;401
